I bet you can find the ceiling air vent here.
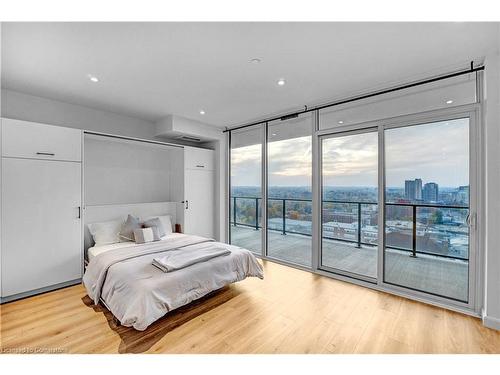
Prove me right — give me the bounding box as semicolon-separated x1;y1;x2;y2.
176;135;202;142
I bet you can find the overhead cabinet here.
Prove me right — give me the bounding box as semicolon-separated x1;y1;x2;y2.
184;146;215;171
2;118;82;162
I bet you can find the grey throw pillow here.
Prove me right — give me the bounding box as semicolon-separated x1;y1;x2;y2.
119;214;141;241
143;217;166;237
134;227;161;244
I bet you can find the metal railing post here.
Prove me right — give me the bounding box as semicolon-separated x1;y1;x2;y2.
357;202;362;248
411;204;417;257
282;199;286;235
233;197;237;226
255;198;259;230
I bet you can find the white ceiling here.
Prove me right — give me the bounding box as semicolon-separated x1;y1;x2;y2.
1;22;498;128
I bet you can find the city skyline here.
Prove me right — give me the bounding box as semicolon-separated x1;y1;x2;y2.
231;183;467;189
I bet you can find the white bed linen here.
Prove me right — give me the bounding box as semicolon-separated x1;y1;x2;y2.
87;233;185;261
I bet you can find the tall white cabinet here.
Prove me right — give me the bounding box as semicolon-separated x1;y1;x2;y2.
183;147;215;238
1;118;82;303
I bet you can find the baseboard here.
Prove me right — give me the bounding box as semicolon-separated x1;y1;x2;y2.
0;279;81;304
482;314;500;331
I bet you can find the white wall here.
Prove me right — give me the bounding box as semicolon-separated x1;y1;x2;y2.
84;134;181;206
483;25;500;330
0;23;3;297
1;89;158;140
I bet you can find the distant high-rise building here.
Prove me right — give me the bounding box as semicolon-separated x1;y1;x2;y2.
405;178;423;201
404;180;412;200
415;179;422;200
423;182;439;202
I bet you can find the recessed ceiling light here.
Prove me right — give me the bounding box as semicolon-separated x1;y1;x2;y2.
250;58;262;64
277;78;286;86
446;100;453;104
87;74;99;83
271;133;277;136
199;110;206;115
338;120;344;124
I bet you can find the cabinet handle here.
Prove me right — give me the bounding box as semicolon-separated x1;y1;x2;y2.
185;200;189;209
36;152;55;156
196;165;205;168
77;206;81;219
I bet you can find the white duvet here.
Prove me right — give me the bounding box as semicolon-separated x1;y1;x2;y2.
83;234;263;331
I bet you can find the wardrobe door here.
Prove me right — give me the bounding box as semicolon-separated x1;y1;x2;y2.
1;158;82;297
184;169;215;238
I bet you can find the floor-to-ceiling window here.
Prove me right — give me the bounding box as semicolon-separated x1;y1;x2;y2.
384;118;471;302
320;130;379;280
267;113;313;266
229;124;263;254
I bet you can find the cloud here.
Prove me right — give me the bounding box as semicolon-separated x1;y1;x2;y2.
268;137;312;185
230;118;470;187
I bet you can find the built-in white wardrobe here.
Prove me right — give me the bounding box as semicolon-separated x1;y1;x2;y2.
0;118;83;303
0;118;216;303
183;146;215;238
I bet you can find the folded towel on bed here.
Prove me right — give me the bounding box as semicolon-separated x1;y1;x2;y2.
152;246;231;273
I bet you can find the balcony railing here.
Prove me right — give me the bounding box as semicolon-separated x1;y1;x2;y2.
230;196;469;261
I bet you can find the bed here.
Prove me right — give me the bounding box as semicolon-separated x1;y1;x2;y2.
83;233;263;331
82;203;263;331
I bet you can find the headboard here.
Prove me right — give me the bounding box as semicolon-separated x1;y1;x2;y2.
83;202;180;258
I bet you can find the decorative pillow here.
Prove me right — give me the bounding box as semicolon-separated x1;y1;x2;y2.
157;215;173;234
88;219;123;246
144;215;173;235
143;217;166;237
119;214;141;242
134;227;161;244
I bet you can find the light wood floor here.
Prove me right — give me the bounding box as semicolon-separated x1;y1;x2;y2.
1;260;499;354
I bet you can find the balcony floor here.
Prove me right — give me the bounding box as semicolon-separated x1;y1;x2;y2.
230;226;468;302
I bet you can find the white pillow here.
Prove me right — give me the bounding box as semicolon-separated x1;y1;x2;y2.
143;215;173;235
88;219;124;246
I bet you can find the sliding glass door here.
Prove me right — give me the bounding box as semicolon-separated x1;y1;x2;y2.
320;130;379;280
383;118;471;302
229;125;263;254
267;113;313;266
228;79;478;310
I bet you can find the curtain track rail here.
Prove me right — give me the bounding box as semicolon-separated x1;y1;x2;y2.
223;63;484;133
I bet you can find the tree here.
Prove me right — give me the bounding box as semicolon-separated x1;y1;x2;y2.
429;210;443;224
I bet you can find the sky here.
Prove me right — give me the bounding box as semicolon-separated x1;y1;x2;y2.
231;118;469;188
